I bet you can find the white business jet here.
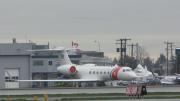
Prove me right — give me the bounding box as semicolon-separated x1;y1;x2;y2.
19;47;137;83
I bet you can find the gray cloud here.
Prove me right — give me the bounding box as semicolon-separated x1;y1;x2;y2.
0;0;180;59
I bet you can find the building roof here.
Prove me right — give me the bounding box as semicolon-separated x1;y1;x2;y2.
0;42;49;55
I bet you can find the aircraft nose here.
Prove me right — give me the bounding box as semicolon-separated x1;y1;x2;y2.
129;72;137;80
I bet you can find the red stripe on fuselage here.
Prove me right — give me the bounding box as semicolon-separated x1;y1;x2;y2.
111;67;122;80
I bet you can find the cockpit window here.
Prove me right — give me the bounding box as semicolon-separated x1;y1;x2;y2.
123;69;132;72
126;69;131;72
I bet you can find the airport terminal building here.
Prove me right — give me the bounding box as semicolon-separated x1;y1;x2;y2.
0;39;112;89
67;49;112;66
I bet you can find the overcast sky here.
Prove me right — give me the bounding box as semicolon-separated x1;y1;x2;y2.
0;0;180;59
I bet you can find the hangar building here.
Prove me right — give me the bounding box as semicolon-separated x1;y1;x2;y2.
0;39;50;88
0;39;112;89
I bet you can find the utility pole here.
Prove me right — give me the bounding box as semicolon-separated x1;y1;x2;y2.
166;42;169;76
120;39;123;65
164;41;174;75
128;43;136;58
116;38;131;66
136;43;139;64
170;43;176;73
170;43;174;58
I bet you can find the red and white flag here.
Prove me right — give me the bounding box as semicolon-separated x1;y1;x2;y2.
72;41;79;48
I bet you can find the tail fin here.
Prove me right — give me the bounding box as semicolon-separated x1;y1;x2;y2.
63;49;72;64
27;47;72;65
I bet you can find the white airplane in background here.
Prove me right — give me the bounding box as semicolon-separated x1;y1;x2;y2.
160;76;177;85
133;64;154;83
134;64;153;77
18;47;137;83
158;73;180;85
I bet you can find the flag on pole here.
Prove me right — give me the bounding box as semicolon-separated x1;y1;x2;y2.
72;41;79;48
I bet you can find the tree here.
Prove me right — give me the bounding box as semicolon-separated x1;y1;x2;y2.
112;57;118;65
136;45;149;64
155;54;166;64
125;56;138;69
143;57;154;71
154;54;166;75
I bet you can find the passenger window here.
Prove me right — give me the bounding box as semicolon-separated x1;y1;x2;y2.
104;72;106;74
48;61;53;66
100;71;102;74
89;71;91;74
93;71;95;74
97;71;99;74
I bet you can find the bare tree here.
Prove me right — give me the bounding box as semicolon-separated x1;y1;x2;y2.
136;45;149;64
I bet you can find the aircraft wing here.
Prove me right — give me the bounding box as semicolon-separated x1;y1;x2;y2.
18;79;100;82
160;81;175;85
27;47;65;52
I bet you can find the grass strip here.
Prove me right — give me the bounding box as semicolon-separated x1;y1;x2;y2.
1;92;180;101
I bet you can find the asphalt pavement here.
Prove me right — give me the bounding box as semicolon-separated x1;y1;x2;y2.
0;86;180;95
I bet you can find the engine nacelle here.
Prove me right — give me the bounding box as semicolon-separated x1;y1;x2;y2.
57;64;77;75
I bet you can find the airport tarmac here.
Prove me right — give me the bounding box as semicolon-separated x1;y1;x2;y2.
0;86;180;95
85;100;180;101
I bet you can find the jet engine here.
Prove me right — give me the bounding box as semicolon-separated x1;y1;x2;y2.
57;64;77;75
